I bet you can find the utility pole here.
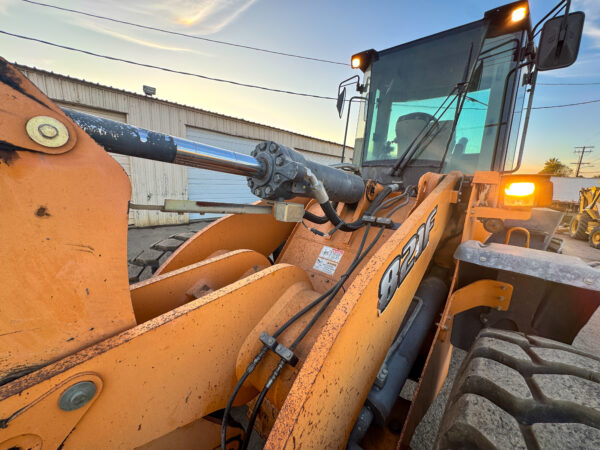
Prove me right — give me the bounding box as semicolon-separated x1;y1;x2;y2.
571;146;594;177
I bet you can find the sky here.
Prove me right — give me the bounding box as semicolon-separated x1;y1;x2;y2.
0;0;599;175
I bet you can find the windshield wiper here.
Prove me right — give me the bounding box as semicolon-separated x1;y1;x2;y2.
389;85;461;176
390;43;476;177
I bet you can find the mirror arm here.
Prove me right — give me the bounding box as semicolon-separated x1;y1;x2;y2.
532;0;568;37
556;0;571;56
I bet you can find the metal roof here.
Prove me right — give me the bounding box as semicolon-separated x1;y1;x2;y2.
15;62;348;149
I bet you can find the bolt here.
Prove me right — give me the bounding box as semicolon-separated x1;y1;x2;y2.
479;256;487;262
497;306;502;311
501;285;507;290
274;174;282;183
38;123;59;139
471;208;475;214
259;142;267;151
59;381;97;411
275;156;284;166
264;186;273;195
584;278;593;285
254;188;262;197
498;296;505;301
269;143;278;153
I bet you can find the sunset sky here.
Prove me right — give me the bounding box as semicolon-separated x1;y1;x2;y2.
1;0;599;174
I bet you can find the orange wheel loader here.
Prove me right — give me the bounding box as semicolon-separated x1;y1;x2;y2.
1;1;599;449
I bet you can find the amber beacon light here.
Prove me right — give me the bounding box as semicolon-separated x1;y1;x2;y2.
511;6;527;22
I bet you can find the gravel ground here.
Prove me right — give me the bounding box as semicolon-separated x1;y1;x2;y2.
127;225;599;449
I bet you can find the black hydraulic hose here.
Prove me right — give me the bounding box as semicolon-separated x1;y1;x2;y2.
226;186;411;449
220;285;338;449
240;224;380;449
240;360;286;450
318;186;395;232
303;210;329;224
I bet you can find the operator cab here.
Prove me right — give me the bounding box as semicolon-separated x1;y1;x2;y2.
338;0;583;187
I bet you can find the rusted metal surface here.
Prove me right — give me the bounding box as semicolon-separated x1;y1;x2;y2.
131;249;270;323
264;174;459;449
0;59;135;386
0;265;308;448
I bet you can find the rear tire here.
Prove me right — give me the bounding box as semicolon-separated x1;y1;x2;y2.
128;231;195;283
569;214;589;240
589;226;600;250
435;328;600;449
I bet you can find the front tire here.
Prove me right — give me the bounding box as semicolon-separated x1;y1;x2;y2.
569;214;589;240
435;328;600;449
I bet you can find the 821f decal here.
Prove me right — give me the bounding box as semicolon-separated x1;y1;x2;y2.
377;206;437;313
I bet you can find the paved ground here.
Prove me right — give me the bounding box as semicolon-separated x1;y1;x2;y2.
127;224;599;449
558;230;600;262
127;221;209;261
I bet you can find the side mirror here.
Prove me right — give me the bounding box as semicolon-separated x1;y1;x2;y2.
537;12;585;71
337;87;346;118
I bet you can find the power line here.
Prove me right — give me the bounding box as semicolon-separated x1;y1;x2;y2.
531;99;600;109
21;0;347;66
0;30;338;101
4;29;600;110
538;81;600;86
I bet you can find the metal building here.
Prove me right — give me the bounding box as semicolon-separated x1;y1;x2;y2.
19;65;349;226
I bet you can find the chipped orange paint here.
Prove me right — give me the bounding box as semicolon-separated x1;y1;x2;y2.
264;174;460;449
0;59;135;386
0;265;308;448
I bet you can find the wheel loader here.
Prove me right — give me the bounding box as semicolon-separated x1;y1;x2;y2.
569;184;600;248
1;1;599;449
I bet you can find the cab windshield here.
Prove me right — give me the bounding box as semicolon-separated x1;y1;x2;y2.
362;22;524;175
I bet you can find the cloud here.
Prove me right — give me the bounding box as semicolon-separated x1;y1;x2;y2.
82;21;211;56
575;0;600;47
95;0;258;35
0;0;18;15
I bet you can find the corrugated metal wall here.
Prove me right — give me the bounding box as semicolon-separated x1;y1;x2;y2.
19;66;348;227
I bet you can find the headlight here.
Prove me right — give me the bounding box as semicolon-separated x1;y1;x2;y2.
500;176;553;208
504;182;535;197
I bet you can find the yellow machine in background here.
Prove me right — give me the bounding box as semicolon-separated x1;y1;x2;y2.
570;184;600;248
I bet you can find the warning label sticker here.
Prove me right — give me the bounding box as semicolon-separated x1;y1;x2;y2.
313;246;344;276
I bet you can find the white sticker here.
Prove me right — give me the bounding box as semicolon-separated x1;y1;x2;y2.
313;246;344;275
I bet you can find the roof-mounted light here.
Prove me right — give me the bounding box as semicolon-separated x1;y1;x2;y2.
349;49;378;72
511;6;527;23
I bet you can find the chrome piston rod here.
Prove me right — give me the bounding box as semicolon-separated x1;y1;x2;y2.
62;108;264;177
